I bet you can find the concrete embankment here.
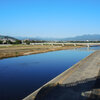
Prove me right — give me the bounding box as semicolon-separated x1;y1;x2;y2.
23;51;100;100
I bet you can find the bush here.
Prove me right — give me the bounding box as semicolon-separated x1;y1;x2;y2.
13;40;22;44
0;40;3;44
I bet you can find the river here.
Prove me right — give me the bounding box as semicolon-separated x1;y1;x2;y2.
0;46;99;100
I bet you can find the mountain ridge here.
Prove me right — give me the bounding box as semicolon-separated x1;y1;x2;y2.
0;35;17;41
63;34;100;41
15;34;100;41
1;34;100;41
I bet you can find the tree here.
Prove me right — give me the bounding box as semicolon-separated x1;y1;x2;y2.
0;40;3;44
14;40;22;44
24;40;30;45
6;40;13;44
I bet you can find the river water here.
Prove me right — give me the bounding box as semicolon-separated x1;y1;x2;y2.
0;46;99;100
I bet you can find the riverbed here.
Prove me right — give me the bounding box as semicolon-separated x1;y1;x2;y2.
0;47;99;100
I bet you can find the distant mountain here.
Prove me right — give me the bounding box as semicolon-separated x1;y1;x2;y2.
0;35;17;41
63;34;100;41
1;34;100;41
16;34;100;41
15;36;62;41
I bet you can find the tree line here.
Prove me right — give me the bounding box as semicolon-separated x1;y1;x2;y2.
0;39;100;45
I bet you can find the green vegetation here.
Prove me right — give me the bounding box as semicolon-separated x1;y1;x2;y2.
6;40;13;44
13;40;22;44
67;41;100;43
56;41;100;43
1;36;100;45
24;40;31;45
0;40;3;44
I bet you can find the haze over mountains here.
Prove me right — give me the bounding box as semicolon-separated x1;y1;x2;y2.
63;34;100;41
0;34;100;41
16;34;100;41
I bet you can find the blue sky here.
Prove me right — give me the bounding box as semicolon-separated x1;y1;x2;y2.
0;0;100;38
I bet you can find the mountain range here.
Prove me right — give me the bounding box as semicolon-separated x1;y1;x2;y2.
15;34;100;41
0;34;100;41
63;34;100;41
0;35;17;41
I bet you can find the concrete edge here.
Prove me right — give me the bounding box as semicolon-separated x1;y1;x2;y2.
23;51;96;100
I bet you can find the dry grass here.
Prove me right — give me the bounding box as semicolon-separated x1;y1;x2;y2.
0;44;83;59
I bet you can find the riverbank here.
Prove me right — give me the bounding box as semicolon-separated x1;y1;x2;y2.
23;51;100;100
0;45;83;59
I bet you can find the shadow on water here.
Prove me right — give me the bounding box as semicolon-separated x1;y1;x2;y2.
35;70;100;100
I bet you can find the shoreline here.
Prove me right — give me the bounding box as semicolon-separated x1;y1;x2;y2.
23;51;98;100
0;45;83;59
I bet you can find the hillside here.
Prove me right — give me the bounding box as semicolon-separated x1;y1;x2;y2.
0;35;17;41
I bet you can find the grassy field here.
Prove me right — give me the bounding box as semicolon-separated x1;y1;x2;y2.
0;44;83;59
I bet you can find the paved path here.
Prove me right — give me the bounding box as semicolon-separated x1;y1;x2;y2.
62;51;100;84
23;51;100;100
